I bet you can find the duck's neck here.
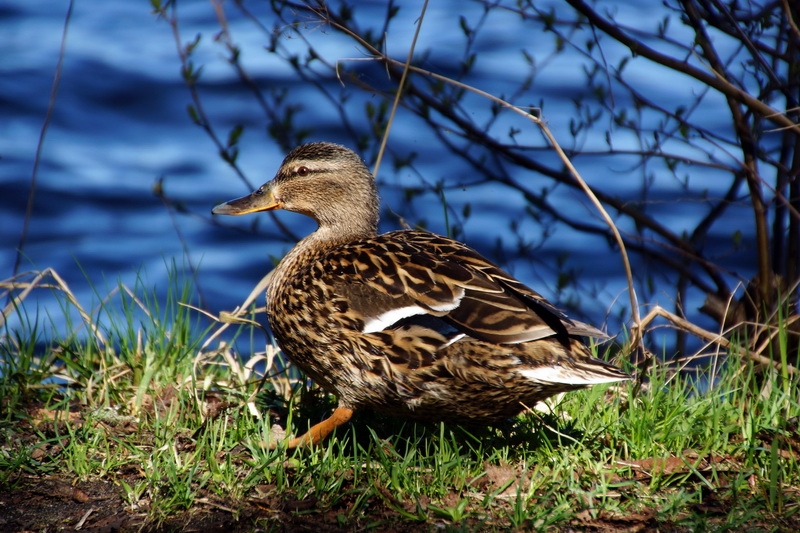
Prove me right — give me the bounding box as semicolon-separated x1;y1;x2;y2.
268;221;377;299
311;220;378;246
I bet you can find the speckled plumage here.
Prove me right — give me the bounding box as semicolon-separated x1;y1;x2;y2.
213;142;630;446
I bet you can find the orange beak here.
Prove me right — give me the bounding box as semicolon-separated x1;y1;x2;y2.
211;185;282;215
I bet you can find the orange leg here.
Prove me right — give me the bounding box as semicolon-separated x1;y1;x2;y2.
269;406;354;449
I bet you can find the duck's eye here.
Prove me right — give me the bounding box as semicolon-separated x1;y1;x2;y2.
254;187;264;195
296;166;310;177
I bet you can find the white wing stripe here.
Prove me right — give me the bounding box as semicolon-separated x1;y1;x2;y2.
362;305;429;333
518;365;624;385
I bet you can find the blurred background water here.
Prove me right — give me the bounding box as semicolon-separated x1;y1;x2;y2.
1;0;759;353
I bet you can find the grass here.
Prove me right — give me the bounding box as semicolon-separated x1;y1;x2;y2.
1;268;799;531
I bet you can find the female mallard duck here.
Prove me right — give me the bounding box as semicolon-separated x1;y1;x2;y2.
212;142;629;448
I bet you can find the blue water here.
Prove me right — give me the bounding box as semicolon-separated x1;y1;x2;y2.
2;1;759;353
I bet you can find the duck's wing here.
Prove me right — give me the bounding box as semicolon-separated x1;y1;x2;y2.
325;230;603;345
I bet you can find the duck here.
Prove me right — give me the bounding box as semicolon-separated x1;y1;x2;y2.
212;142;630;448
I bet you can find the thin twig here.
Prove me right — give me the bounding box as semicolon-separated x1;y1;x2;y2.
634;305;798;377
373;0;429;179
0;269;107;347
13;1;74;283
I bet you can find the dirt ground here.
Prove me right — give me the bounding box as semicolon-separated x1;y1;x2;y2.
0;475;391;533
0;473;679;532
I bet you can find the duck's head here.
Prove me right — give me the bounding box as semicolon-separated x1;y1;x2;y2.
212;142;380;238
